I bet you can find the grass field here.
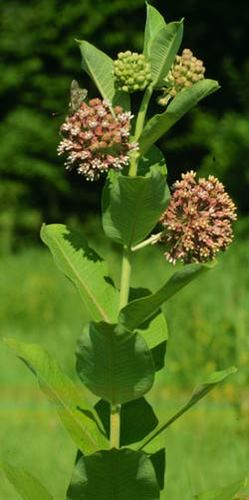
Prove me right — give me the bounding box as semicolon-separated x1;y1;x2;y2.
0;232;249;498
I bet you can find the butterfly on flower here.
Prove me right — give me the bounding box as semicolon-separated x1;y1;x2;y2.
69;80;88;114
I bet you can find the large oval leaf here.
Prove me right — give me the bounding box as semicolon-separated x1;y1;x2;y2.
67;448;160;500
41;224;119;323
102;148;169;247
4;338;107;454
150;21;184;87
76;322;155;405
140;79;220;155
0;462;54;500
120;263;213;331
77;40;130;110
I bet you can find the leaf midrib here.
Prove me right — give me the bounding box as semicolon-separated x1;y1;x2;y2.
82;42;114;104
50;230;111;323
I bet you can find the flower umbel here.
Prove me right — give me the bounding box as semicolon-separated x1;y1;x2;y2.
113;51;152;93
158;48;206;106
160;171;237;264
58;98;137;181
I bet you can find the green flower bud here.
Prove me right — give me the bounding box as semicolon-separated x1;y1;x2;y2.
157;48;206;106
113;51;152;93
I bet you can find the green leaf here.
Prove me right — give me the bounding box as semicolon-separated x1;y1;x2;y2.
150;21;184;87
76;322;155;405
0;462;54;500
67;448;160;500
149;448;166;491
4;338;107;454
120;263;213;331
95;397;158;446
102;148;169;246
41;224;119;323
143;3;166;58
194;478;247;499
140;79;220;155
77;40;130;110
130;288;168;371
138;367;237;451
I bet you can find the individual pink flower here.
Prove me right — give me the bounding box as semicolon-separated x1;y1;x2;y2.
160;171;237;264
58;98;138;181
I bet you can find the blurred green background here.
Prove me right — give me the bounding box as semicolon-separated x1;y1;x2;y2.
0;0;249;498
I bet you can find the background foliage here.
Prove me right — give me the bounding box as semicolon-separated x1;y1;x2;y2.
1;0;249;251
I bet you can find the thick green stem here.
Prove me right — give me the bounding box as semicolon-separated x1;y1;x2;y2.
134;85;153;141
109;247;132;448
109;86;153;449
110;404;121;448
119;245;132;310
129;85;153;177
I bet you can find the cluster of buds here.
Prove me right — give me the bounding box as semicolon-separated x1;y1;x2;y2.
57;98;138;181
160;171;237;264
158;49;206;105
113;51;152;93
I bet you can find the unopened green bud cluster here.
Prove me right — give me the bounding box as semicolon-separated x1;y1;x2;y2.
113;51;152;93
158;49;206;106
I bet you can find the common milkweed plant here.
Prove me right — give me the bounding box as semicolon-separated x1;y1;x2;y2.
3;4;243;500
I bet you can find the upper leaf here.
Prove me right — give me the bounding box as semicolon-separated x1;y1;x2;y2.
139;79;220;155
4;338;107;454
67;448;160;500
130;287;168;372
76;322;155;405
0;462;54;500
143;3;166;58
150;21;184;87
102;148;169;247
41;224;119;323
77;40;130;110
119;263;213;331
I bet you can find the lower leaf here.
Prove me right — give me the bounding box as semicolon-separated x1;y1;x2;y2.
138;366;237;451
0;462;54;500
66;448;160;500
4;338;107;454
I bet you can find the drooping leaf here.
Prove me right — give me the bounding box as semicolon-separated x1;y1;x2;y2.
102;147;169;246
140;79;220;155
194;478;247;499
120;262;213;331
138;367;237;451
95;397;158;446
150;21;184;87
130;287;168;371
67;448;160;500
76;322;155;405
143;3;166;58
77;40;130;110
41;224;119;323
4;338;107;454
0;462;54;500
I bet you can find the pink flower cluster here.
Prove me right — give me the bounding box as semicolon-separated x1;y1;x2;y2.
58;98;137;181
160;171;237;264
